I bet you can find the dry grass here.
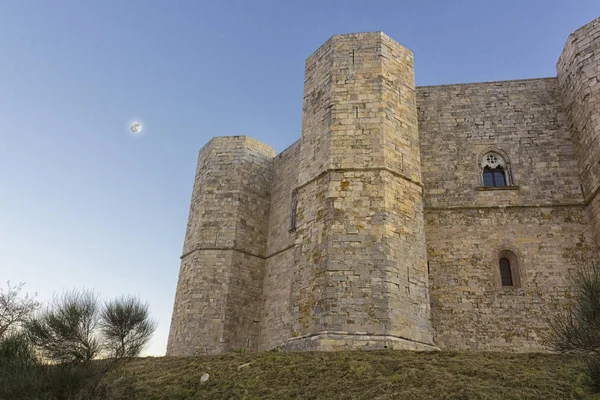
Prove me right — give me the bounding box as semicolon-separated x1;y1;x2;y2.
99;350;586;399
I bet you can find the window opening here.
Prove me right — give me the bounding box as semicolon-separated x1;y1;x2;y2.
290;194;298;231
499;257;513;286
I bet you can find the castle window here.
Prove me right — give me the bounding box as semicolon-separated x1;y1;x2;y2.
290;194;298;231
497;249;521;288
483;166;507;187
499;258;513;286
480;150;513;187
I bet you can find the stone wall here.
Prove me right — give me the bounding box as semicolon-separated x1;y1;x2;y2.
418;78;581;209
258;140;300;351
418;79;594;351
557;16;600;254
425;207;592;351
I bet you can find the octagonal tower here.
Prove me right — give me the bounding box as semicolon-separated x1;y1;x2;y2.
283;32;435;351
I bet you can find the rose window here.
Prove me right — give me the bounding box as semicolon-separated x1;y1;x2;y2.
486;154;498;165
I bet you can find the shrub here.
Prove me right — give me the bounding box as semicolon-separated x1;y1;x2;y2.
0;332;44;399
27;289;101;363
12;288;158;398
546;262;600;394
0;281;39;339
41;360;112;400
100;296;157;359
0;332;114;399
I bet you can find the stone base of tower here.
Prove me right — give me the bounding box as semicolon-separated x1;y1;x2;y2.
279;332;439;352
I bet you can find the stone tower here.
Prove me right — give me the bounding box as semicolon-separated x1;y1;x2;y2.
167;32;435;356
166;136;275;355
283;32;434;350
557;16;600;255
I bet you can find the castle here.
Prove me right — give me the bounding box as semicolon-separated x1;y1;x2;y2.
167;16;600;355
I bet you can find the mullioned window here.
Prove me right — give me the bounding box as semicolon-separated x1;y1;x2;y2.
480;149;514;187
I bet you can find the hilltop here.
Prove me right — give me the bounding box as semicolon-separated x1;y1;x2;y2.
102;350;583;399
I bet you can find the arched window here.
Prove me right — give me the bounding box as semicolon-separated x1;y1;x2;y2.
480;151;513;187
496;249;521;288
499;258;513;286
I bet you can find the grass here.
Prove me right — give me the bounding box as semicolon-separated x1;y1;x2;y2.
101;350;585;399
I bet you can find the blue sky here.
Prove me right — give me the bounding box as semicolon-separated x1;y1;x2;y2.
1;1;598;356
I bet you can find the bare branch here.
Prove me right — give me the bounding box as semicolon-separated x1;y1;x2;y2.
0;281;39;339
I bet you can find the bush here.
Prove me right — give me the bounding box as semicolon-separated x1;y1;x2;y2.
41;360;113;400
0;330;37;365
27;289;101;363
100;296;157;359
0;282;158;399
2;287;158;398
0;281;39;339
546;262;600;395
0;332;115;400
0;332;44;399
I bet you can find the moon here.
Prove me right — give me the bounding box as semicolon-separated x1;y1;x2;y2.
130;121;143;134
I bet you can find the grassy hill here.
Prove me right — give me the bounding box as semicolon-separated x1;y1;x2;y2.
101;350;585;399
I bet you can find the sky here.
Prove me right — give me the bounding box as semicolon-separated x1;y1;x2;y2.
1;0;599;356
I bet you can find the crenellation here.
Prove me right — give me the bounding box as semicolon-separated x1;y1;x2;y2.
167;16;600;356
